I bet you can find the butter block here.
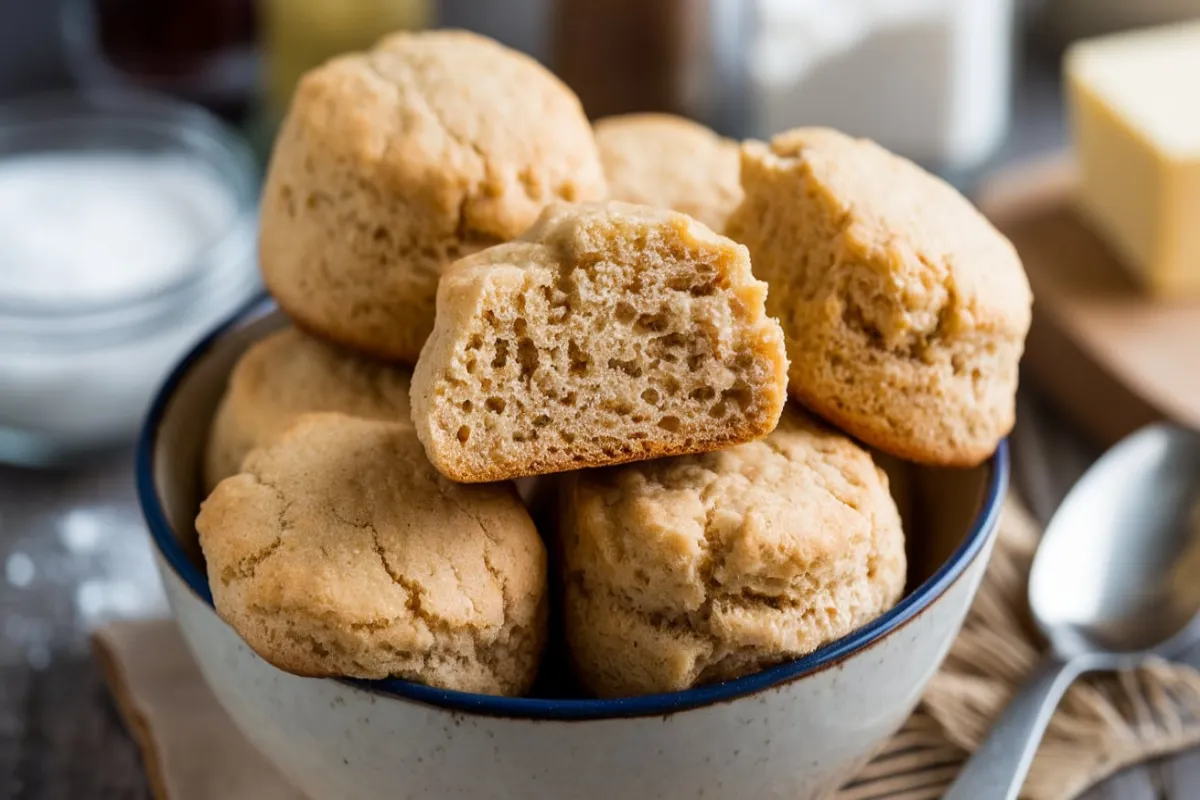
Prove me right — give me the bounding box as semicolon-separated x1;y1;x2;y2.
1066;21;1200;297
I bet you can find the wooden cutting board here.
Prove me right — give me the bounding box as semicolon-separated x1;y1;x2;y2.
976;156;1200;445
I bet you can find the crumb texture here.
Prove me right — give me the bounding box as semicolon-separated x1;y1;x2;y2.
594;113;743;231
259;29;606;363
562;407;906;697
725;127;1032;466
411;201;788;482
196;413;548;696
204;326;412;491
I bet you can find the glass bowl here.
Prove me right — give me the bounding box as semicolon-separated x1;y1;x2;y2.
0;91;260;466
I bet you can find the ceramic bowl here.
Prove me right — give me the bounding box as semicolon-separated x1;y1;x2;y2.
137;297;1008;800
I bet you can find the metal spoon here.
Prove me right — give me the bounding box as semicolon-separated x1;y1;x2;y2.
944;423;1200;800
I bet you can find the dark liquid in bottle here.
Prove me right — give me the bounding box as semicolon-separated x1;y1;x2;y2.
84;0;258;120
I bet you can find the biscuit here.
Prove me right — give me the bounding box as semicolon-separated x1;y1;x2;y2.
259;30;607;364
561;407;906;697
594;113;742;231
411;201;789;483
204;327;412;491
196;413;548;695
726;128;1032;466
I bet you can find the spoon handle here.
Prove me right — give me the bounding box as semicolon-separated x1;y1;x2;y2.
942;654;1087;800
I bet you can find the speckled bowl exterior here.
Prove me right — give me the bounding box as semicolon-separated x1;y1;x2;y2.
138;296;1007;800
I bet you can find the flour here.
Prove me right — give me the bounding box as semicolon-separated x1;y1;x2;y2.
0;148;259;460
0;152;237;306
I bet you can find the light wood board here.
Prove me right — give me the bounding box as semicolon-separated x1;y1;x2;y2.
977;156;1200;445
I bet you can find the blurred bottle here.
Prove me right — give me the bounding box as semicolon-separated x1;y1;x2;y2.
552;0;749;132
439;0;550;63
61;0;259;121
745;0;1015;173
259;0;430;118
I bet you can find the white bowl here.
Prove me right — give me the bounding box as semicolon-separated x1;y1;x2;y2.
137;297;1007;800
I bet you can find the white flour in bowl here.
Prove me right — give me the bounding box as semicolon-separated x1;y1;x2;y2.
0;146;258;463
0;152;237;307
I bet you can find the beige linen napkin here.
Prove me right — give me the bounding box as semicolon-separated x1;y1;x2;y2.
94;498;1200;800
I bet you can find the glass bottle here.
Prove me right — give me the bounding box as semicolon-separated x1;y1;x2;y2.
258;0;431;118
61;0;259;121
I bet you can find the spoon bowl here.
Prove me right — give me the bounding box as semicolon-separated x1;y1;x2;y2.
946;422;1200;800
1030;423;1200;660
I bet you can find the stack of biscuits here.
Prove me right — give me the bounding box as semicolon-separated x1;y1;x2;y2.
196;30;1031;699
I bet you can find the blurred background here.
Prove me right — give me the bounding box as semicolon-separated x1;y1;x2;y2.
0;0;1196;469
6;0;1198;170
2;0;1199;796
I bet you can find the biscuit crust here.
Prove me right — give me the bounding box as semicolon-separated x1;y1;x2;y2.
197;414;548;696
594;113;742;232
561;407;906;697
726;128;1032;466
204;327;412;491
260;30;607;363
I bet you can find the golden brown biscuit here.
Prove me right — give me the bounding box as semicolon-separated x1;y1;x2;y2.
562;407;906;697
196;413;548;695
411;201;789;483
260;30;607;363
204;327;412;491
594;113;742;231
726;128;1032;466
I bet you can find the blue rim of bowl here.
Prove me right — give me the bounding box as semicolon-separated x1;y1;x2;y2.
137;293;1009;722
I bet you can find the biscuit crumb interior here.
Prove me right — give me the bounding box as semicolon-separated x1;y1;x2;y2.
414;203;788;480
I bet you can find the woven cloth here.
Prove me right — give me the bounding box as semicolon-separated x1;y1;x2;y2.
94;497;1200;800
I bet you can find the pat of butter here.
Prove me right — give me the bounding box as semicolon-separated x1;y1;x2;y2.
1066;21;1200;297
